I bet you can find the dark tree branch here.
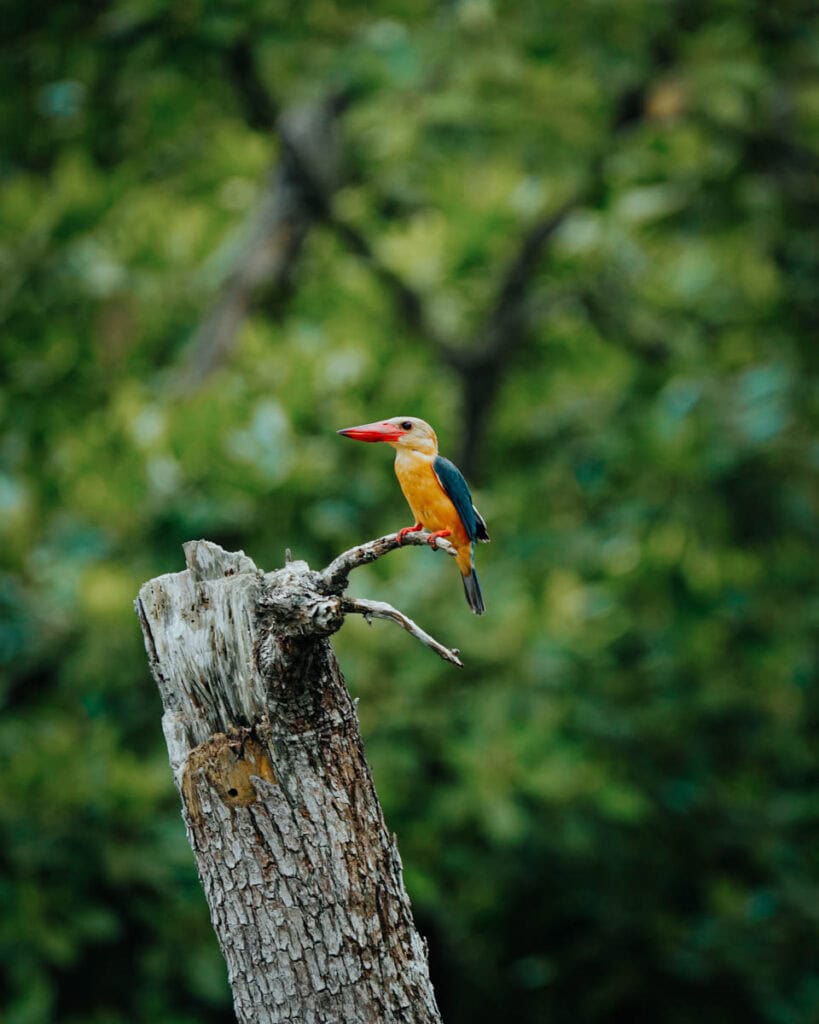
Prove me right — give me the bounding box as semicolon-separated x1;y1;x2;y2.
175;95;345;392
448;198;582;474
224;35;279;132
180;28;683;477
185;34;580;454
327;217;452;353
578;287;670;366
465;198;582;367
316;192;583;475
173;162;311;391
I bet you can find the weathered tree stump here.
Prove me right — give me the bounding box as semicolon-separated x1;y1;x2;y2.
136;537;454;1024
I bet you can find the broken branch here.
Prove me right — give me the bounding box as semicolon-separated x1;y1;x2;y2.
343;596;463;668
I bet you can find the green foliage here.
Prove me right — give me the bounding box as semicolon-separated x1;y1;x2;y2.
2;2;818;1022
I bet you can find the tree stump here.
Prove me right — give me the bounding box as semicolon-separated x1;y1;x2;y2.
136;538;450;1024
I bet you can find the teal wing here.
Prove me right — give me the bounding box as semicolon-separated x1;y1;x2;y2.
432;456;489;543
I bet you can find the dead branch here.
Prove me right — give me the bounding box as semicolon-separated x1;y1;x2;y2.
343;597;463;667
320;530;457;593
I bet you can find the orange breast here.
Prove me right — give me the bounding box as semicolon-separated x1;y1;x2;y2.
394;454;471;555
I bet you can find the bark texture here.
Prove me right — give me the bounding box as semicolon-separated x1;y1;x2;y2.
136;540;442;1024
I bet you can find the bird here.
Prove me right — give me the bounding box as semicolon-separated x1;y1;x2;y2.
337;416;489;614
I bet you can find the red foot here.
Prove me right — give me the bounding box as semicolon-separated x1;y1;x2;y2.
396;523;424;544
426;529;451;549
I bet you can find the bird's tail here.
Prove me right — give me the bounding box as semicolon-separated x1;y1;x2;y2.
461;569;485;615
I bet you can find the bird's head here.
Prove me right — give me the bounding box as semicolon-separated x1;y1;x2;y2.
337;416;438;455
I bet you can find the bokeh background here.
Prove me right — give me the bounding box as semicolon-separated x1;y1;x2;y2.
3;2;819;1022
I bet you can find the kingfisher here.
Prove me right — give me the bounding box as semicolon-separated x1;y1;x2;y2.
337;416;489;614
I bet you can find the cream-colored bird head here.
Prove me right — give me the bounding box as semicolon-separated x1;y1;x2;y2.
337;416;438;456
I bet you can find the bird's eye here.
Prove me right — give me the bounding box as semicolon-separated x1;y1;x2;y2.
401;421;412;431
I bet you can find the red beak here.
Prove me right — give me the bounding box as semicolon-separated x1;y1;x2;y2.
337;420;404;443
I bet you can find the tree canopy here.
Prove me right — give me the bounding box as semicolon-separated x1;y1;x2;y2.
2;2;818;1022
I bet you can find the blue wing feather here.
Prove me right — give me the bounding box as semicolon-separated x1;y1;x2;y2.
433;456;487;542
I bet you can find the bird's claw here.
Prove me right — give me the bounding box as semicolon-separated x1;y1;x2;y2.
426;529;451;549
396;523;424;545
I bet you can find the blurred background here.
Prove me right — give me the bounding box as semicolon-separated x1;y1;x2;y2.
2;2;819;1022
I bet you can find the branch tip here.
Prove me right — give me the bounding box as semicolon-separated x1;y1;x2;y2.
343;597;463;668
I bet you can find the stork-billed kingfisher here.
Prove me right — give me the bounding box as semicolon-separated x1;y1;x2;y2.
337;416;489;614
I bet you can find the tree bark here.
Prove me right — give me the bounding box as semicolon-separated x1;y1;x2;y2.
135;539;443;1024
